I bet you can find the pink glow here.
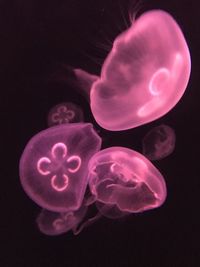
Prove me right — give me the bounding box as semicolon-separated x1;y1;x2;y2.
47;102;84;127
36;206;87;236
19;123;102;212
90;10;191;130
142;124;176;161
87;147;167;213
74;69;98;101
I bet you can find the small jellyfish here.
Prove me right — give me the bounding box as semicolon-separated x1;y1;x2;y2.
19;123;102;212
142;124;176;161
36;205;88;236
47;102;84;127
87;147;167;213
89;10;191;130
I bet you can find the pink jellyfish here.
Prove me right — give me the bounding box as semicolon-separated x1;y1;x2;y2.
89;10;191;130
47;102;84;127
87;147;167;213
19;123;102;212
36;205;88;236
142;124;176;161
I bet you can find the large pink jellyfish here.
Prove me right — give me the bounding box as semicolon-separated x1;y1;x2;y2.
90;10;191;131
19;123;102;212
142;124;176;161
87;147;167;213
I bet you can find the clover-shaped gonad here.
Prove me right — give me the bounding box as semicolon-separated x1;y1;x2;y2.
37;142;81;191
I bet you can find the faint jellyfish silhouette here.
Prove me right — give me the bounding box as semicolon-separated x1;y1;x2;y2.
142;124;176;161
89;10;191;130
87;147;167;213
36;205;88;236
47;102;84;127
19;123;102;212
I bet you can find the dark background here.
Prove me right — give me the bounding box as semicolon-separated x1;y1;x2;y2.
0;0;199;266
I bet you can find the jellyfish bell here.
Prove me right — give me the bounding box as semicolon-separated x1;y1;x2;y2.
87;147;167;213
19;123;102;212
36;205;88;236
47;102;84;127
90;10;191;130
142;124;176;161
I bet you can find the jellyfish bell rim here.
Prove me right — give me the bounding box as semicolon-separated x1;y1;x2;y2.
19;122;102;212
87;146;167;211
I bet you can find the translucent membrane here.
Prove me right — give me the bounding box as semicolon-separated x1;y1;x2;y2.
87;147;167;213
36;205;88;236
95;202;129;219
47;102;84;127
19;123;102;212
90;10;191;130
142;124;176;160
73;68;98;100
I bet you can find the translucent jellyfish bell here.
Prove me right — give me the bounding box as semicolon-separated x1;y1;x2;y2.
36;205;87;236
87;147;167;213
142;124;176;161
19;123;102;212
90;10;191;130
47;102;84;127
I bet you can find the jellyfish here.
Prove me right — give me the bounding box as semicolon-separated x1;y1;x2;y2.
36;205;88;236
19;123;102;212
87;147;167;213
88;10;191;131
142;124;176;161
47;102;84;127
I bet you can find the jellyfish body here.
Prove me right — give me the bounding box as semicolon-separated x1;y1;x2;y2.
47;102;84;127
90;10;191;130
87;147;167;213
142;124;176;161
19;123;102;212
36;205;88;236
